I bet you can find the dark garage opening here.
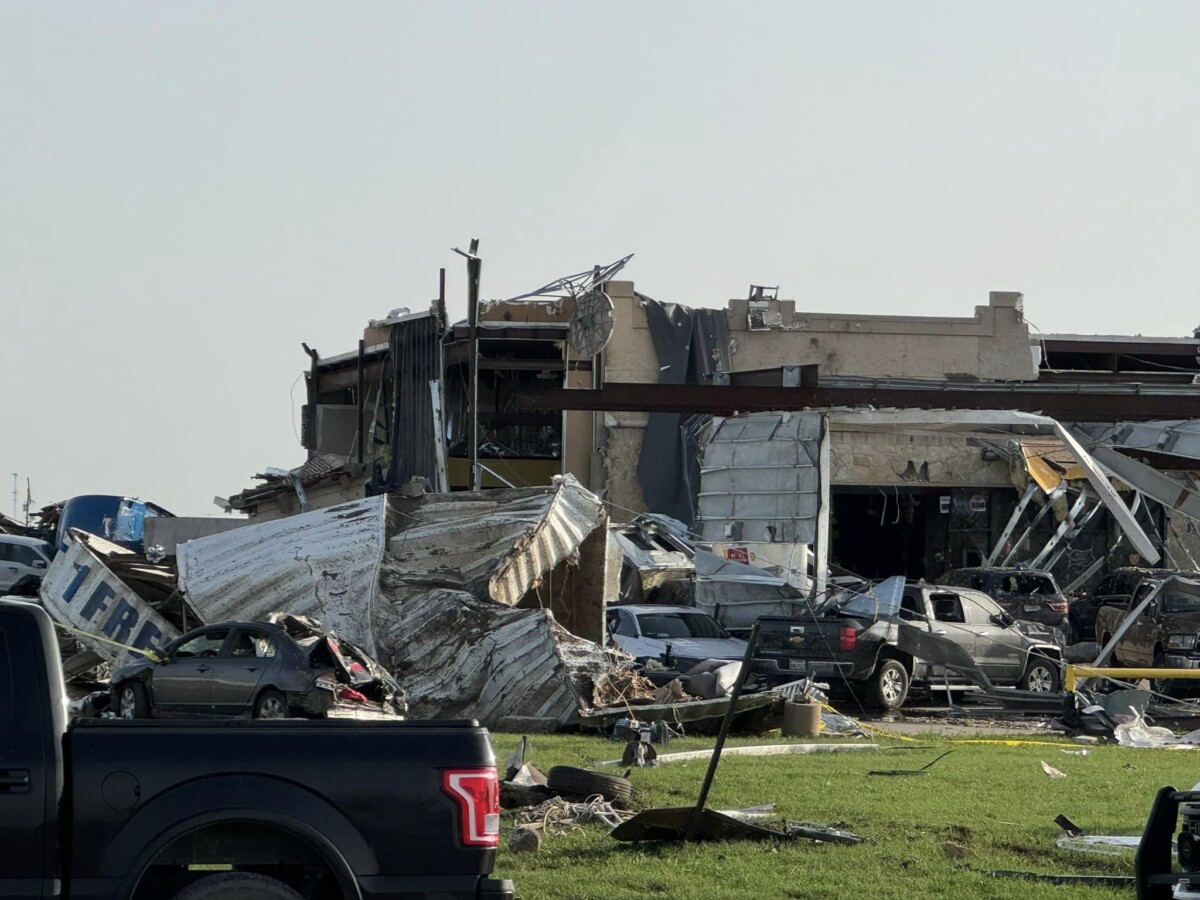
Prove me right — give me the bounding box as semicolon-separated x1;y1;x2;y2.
830;488;928;581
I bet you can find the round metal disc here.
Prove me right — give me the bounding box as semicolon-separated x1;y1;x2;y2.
569;289;615;357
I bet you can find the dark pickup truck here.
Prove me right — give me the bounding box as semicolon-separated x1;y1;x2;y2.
755;583;1064;709
0;599;514;900
1095;575;1200;677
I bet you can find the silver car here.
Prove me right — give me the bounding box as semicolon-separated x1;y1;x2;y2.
606;605;748;669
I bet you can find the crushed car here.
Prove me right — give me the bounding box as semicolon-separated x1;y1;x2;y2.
110;613;406;720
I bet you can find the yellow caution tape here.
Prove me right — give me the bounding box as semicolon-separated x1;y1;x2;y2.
948;738;1082;749
817;700;918;742
53;621;163;662
815;699;1084;749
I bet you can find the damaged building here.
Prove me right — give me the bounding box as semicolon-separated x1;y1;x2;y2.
216;255;1200;609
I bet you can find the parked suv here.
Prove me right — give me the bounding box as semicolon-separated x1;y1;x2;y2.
941;567;1068;632
0;534;52;592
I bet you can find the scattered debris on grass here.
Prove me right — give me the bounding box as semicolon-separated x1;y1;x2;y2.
868;749;954;777
516;797;633;835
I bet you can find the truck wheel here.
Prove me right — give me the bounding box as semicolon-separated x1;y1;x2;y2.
1151;654;1175;698
170;872;304;899
1099;634;1120;664
1019;655;1060;693
117;682;149;720
870;659;909;710
253;689;288;719
546;766;633;803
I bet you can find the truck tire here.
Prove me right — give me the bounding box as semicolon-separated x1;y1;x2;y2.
869;659;909;710
547;766;633;803
1151;654;1174;698
170;872;304;900
1099;634;1120;665
116;682;150;720
1019;654;1060;693
253;689;289;719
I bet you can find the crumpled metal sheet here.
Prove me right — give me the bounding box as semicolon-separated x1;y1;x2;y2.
375;589;611;726
383;476;605;606
176;497;388;653
176;478;614;726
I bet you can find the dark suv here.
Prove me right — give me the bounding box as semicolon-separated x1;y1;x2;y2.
940;567;1068;632
1070;567;1193;642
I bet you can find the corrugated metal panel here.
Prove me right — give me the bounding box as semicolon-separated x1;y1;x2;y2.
175;477;613;725
373;588;608;727
697;411;822;544
383;476;605;606
388;312;443;489
176;497;388;653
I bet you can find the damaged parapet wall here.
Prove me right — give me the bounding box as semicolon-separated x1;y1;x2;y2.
176;476;620;728
727;291;1037;382
599;285;1038;519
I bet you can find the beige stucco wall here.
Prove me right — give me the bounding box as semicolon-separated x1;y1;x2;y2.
599;281;658;516
595;283;1034;515
727;291;1037;382
830;430;1014;488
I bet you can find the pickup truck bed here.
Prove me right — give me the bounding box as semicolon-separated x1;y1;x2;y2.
0;599;514;900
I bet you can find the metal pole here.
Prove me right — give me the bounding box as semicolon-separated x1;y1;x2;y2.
356;339;365;465
688;623;761;839
466;239;481;491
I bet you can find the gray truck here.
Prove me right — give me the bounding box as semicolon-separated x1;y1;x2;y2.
755;582;1065;709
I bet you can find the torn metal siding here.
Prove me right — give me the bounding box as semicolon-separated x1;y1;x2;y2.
373;588;610;727
698;411;822;544
386;311;444;490
383;475;606;606
176;497;389;654
175;478;615;726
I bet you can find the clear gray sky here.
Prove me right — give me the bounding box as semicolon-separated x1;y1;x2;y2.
3;2;1198;517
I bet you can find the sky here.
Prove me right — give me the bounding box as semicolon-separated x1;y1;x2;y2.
3;1;1199;518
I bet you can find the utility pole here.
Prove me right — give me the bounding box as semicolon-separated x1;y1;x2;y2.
10;474;16;520
453;238;482;491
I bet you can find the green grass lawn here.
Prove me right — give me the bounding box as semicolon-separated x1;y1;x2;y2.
490;729;1200;900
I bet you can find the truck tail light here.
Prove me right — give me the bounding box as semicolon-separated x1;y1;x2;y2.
337;687;367;703
839;626;857;652
1049;601;1068;613
442;768;500;848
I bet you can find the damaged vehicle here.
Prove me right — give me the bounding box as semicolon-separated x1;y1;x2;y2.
755;581;1064;709
940;566;1069;632
606;605;748;670
110;615;405;720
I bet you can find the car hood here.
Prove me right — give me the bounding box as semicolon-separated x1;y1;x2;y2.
1013;620;1065;645
1160;612;1200;631
649;637;748;661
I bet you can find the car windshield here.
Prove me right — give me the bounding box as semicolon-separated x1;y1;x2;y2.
1162;591;1200;614
636;613;728;639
